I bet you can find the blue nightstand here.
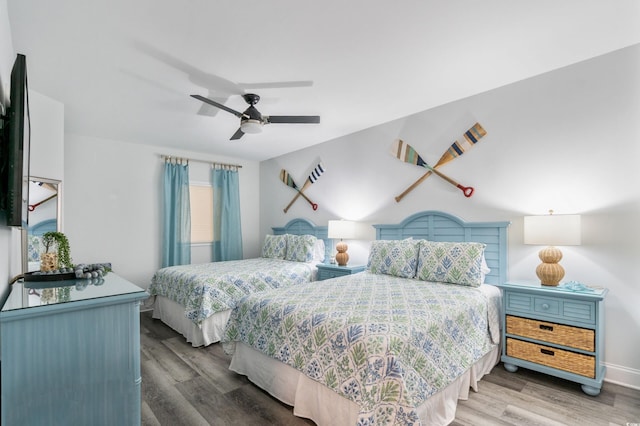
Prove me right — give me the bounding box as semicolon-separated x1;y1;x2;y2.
494;281;608;396
316;263;365;281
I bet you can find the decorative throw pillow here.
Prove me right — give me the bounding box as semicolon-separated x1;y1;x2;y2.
285;234;317;262
261;234;287;259
416;241;486;287
28;235;41;262
366;239;420;278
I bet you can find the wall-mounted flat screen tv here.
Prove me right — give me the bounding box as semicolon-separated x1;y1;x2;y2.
0;54;30;228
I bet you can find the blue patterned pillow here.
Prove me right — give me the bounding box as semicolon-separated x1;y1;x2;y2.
285;234;317;262
366;239;420;278
28;235;41;262
261;234;287;259
416;241;486;287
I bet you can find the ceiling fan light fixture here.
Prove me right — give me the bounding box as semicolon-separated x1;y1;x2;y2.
240;119;262;134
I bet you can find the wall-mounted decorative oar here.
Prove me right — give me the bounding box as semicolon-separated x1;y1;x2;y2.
283;162;325;213
395;122;486;202
280;169;318;211
391;139;474;197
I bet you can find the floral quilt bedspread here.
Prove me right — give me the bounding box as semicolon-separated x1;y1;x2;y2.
149;258;314;325
223;271;499;426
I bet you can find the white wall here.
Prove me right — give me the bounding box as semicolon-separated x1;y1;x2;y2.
0;0;16;298
261;44;640;388
63;134;260;289
0;1;65;299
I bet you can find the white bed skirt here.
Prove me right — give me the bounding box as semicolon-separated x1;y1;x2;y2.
229;342;500;426
151;296;230;347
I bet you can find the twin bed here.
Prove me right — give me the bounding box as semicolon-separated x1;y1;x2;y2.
149;218;329;347
150;211;510;425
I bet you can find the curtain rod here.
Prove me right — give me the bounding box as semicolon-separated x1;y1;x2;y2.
161;154;242;169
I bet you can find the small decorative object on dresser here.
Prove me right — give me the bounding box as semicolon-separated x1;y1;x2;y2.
40;231;72;271
316;263;365;281
495;281;608;395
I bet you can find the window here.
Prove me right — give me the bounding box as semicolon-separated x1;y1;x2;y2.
189;184;213;243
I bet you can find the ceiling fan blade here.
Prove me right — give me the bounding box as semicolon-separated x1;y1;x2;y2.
230;128;245;140
191;95;245;119
266;116;320;124
239;80;314;90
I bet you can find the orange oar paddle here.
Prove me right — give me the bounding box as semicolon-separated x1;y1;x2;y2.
391;139;474;198
395;123;486;202
283;162;325;213
280;169;318;211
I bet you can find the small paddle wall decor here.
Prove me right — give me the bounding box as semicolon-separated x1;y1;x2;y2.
280;162;325;212
393;122;487;202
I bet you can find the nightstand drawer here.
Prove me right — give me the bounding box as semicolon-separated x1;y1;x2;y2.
506;315;594;351
506;338;595;378
316;264;365;281
505;291;596;325
318;269;345;280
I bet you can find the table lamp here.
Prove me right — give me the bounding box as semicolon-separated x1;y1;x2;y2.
327;220;358;266
524;211;581;286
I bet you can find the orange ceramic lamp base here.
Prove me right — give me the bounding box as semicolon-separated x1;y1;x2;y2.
536;246;564;286
335;241;349;266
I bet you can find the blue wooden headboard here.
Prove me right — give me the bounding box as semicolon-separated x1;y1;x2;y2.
29;219;58;236
272;218;330;262
373;210;510;285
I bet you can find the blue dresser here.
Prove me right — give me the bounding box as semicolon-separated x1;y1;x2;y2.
494;281;607;396
0;273;148;425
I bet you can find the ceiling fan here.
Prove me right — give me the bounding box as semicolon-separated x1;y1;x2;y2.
191;93;320;140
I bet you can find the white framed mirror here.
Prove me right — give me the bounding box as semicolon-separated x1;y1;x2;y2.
23;177;62;272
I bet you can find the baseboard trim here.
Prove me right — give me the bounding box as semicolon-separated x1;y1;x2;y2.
604;362;640;390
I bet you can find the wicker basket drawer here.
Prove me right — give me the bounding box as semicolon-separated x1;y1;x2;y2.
506;338;595;378
506;315;594;352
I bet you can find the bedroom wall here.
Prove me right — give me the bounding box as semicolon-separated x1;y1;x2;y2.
0;1;64;300
260;44;640;389
0;0;15;298
63;134;261;290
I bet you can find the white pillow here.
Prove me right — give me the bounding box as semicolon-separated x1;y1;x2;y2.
313;238;326;262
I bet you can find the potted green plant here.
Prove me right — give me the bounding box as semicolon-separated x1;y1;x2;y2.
40;231;72;271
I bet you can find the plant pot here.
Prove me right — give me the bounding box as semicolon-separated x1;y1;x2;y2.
40;252;59;272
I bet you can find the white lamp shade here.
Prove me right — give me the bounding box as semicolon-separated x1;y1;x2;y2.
327;220;358;239
524;214;581;246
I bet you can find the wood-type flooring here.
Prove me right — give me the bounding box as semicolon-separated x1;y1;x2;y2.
140;311;640;426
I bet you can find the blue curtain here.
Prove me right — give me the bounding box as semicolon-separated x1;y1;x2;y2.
211;168;243;261
162;161;191;267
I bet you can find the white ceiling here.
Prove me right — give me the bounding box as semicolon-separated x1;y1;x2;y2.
7;0;640;161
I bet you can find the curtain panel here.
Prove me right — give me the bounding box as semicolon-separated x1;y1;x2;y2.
162;162;191;267
211;168;243;261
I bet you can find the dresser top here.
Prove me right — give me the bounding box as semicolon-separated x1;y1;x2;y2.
2;273;147;312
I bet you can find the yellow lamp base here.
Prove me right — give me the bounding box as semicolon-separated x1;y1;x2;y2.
536;246;565;286
335;241;349;266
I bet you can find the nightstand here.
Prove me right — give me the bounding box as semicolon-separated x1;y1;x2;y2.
316;263;365;281
494;282;608;396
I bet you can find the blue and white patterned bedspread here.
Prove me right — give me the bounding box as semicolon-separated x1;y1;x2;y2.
149;258;315;325
223;271;500;426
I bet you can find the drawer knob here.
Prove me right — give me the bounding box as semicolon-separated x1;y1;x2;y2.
539;324;554;331
540;348;555;356
541;303;550;310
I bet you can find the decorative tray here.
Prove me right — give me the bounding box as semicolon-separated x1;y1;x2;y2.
23;271;76;282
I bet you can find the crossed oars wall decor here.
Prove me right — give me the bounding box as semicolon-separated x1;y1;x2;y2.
280;162;325;212
393;123;487;202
